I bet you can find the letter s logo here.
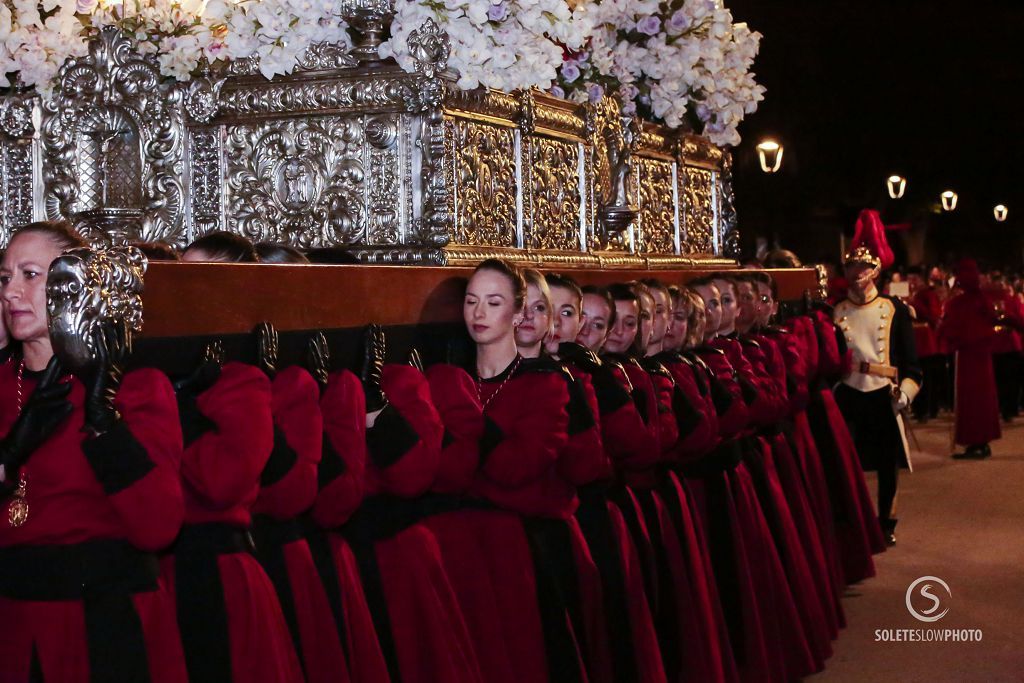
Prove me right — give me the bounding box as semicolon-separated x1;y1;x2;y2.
906;576;951;622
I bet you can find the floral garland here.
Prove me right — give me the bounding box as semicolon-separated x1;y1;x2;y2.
381;0;591;92
554;0;765;146
1;0;764;145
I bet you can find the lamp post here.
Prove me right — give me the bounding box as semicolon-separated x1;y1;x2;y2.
886;175;906;199
940;190;958;212
994;204;1008;222
756;140;783;173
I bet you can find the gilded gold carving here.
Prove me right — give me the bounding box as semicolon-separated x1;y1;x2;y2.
524;137;582;251
680;134;723;170
682;166;715;254
450;119;517;247
636;158;676;255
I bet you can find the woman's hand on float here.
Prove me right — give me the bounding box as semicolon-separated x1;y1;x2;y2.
306;331;330;393
82;321;128;435
173;341;224;397
361;324;388;413
255;321;278;379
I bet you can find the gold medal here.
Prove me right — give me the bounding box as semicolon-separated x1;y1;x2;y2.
8;476;28;528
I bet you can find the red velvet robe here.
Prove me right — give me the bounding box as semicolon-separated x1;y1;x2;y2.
311;370;390;683
940;290;1002;445
165;362;303;683
252;366;350;683
0;362;187;683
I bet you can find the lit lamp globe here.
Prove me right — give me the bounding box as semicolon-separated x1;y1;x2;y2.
994;204;1008;222
887;175;906;199
940;190;958;212
756;140;783;173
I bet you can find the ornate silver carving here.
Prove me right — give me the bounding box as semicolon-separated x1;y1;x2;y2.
40;27;184;244
0;97;35;139
341;0;394;63
47;246;147;373
188;128;224;239
598;114;640;242
718;152;740;258
297;41;360;72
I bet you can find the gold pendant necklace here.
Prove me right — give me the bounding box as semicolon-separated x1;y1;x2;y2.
8;361;29;528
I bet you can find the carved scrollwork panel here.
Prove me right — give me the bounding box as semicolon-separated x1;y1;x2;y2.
718;153;739;258
449;119;517;248
224;116;368;247
188;128;224;241
635;158;677;255
0;139;38;244
682;166;715;255
524;137;582;251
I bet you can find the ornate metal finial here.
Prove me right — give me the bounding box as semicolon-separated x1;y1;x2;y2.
41;27;184;246
47;246;148;372
341;0;395;63
598;112;640;239
407;18;450;78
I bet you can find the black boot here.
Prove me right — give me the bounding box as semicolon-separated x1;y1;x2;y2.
880;517;897;547
953;444;988;460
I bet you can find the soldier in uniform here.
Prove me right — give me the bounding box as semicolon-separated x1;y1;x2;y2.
832;210;922;546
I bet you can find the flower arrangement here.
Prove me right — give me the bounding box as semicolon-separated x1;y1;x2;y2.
381;0;591;92
554;0;765;146
1;0;764;145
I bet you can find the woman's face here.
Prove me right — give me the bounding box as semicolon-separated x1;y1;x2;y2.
712;279;737;333
688;303;707;348
604;298;640;354
756;282;776;327
693;283;722;339
578;293;612;352
547;285;582;355
734;280;760;332
464;269;523;346
663;298;689;352
648;288;670;347
515;282;551;348
1;232;65;345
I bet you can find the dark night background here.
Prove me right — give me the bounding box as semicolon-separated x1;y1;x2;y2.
726;0;1024;270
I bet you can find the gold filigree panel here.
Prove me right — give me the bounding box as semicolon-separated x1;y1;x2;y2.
636;158;676;255
682;166;715;254
524;137;582;251
449;119;517;247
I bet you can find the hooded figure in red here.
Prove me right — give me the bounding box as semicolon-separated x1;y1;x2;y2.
938;258;1001;458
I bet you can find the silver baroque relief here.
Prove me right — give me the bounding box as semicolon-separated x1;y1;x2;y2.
40;27;184;244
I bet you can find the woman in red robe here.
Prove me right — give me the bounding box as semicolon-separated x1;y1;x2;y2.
0;221;188;683
939;258;1001;458
249;325;351;683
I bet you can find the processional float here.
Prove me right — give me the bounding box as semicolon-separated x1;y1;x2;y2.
0;0;818;356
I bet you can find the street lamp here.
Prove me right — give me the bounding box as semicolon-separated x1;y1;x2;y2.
940;190;958;212
756;140;783;173
994;204;1008;222
886;175;906;199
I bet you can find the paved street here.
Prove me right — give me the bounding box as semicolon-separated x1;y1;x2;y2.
812;414;1024;682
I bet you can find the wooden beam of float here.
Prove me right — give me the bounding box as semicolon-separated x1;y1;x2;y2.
140;263;820;338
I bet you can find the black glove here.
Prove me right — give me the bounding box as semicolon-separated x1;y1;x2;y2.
557;342;602;373
173;341;223;446
408;348;424;373
362;325;387;413
81;321;128;435
1;357;73;488
306;332;330;393
255;322;278;379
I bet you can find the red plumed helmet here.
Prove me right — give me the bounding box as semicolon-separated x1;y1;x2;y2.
843;209;894;270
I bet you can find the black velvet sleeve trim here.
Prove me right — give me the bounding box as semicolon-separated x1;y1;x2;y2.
672;386;703;438
177;394;217;447
366;405;421;469
631;388;650;424
82;420;157;495
260;424;299;486
708;377;734;415
479;415;504;463
565;375;596;435
318;432;347;489
738;376;759;405
441;428;455;449
590;367;632;415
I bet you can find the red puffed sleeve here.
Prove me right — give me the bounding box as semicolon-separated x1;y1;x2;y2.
791;316;820;383
602;364;659;472
182;362;273;511
311;370;366;528
741;339;788;424
83;368;185;551
364;365;442;499
479;371;569;488
814;311;846;380
716;338;773;428
772;330;809;414
426;364;484;494
696;349;749;439
665;360;717;461
644;367;678;458
558;369;610;487
621;363;661;459
253;366;322;519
